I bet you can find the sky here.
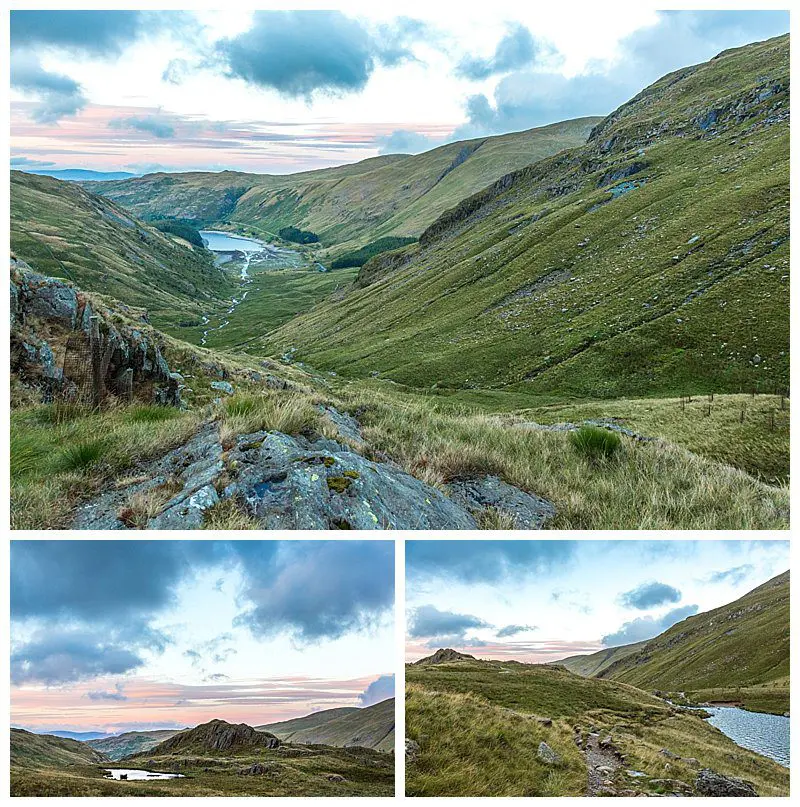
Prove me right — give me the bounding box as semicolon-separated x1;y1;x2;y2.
405;540;789;663
9;7;790;174
10;540;395;735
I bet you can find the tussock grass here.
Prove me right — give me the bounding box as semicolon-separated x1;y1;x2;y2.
202;498;261;530
128;404;182;423
219;393;319;445
10;404;201;529
339;387;788;529
568;425;621;463
118;479;183;529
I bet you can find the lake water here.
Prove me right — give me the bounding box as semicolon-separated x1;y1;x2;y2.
105;768;184;780
703;705;790;768
200;230;264;253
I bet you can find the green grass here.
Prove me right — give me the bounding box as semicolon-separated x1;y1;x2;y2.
406;659;789;796
10;172;233;330
262;36;788;402
600;571;789;705
568;425;621;462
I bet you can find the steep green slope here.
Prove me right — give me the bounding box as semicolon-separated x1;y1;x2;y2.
10;171;232;329
87;729;179;760
11;729;109;768
556;641;647;677
265;35;789;400
91;120;599;254
599;571;789;712
258;698;394;752
406;657;788;796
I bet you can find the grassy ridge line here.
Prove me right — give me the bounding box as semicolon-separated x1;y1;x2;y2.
556;641;647;678
11;729;110;768
91;119;599;255
263;35;788;400
10;171;233;329
405;660;789;796
599;570;790;712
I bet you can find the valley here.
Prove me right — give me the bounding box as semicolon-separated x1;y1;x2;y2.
8;35;790;530
405;572;790;797
11;702;395;797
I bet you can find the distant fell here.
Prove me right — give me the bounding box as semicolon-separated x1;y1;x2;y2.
414;648;477;665
556;641;647;677
11;728;109;768
259;698;394;752
88;729;181;760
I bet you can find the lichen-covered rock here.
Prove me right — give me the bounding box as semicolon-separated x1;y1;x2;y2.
211;380;234;395
537;741;561;765
445;475;555;528
20;270;79;328
695;769;758;797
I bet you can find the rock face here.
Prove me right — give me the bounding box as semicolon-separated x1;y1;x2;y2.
445;475;555;528
694;769;759;797
151;720;281;755
11;260;180;405
413;648;477;666
405;738;420;761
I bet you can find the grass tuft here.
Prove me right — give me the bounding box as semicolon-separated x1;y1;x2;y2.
55;440;106;472
568;425;621;463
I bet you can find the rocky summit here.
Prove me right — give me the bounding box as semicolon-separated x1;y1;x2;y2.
414;648;478;665
149;720;281;755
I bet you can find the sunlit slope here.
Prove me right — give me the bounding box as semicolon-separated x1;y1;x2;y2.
258;698;394;752
599;571;789;710
91;120;599;252
556;641;647;677
11;729;109;768
10;171;232;328
265;35;789;399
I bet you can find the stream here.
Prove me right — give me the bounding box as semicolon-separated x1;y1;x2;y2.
104;768;184;780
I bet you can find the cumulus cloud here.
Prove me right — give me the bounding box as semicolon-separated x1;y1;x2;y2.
10;50;87;123
11;628;146;685
705;565;754;585
215;11;431;101
358;674;395;706
407;540;576;584
109;114;176;139
602;604;699;647
456;23;543;80
232;541;394;641
454;10;789;137
408;605;489;639
496;624;536;638
620;581;682;610
10;10;195;57
377;129;439;155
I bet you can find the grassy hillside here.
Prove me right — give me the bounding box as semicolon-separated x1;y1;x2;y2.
91;119;599;255
600;571;790;713
88;729;180;760
10;171;232;329
406;658;789;796
264;35;789;401
11;729;109;768
259;698;394;752
557;641;647;677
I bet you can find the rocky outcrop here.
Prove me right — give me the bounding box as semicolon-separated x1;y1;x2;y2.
537;741;561;765
11;259;180;405
694;769;759;797
413;648;477;666
150;720;281;755
445;475;555;528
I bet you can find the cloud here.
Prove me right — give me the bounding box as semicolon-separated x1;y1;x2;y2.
87;685;127;702
10;50;87;123
456;24;543;80
407;540;576;584
10;10;195;57
602;604;699;647
496;624;536;638
620;581;682;610
455;10;790;137
11;628;146;685
109;115;176;139
358;674;395;707
10;156;56;168
408;605;489;639
215;11;431;101
232;541;394;641
706;565;755;585
377;129;438;155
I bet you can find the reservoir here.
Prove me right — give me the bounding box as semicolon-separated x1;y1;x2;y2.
105;768;185;780
703;706;789;768
200;230;264;253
